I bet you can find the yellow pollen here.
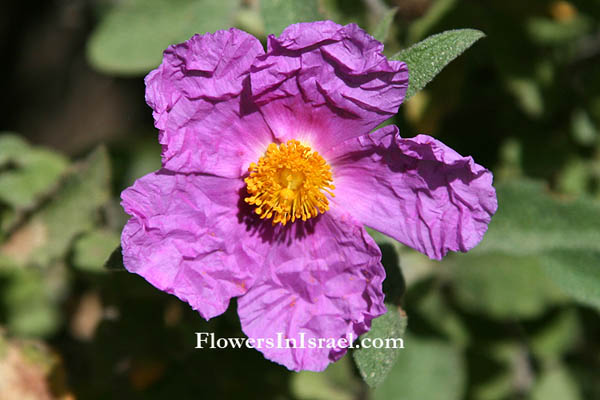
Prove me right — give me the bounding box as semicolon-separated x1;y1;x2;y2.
244;140;335;226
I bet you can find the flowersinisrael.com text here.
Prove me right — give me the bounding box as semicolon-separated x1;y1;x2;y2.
195;332;404;350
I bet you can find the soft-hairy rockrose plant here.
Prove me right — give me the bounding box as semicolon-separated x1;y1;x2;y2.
121;21;497;371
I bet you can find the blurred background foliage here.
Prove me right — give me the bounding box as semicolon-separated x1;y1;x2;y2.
1;0;600;399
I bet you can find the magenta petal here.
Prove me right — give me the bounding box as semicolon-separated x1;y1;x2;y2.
237;210;386;372
121;171;267;319
145;28;273;177
250;21;408;151
330;126;498;260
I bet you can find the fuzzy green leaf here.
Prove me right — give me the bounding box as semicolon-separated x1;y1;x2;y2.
87;0;238;76
451;253;565;319
407;0;456;43
73;230;121;273
353;305;407;387
531;365;582;400
1;264;67;337
468;180;600;311
475;181;600;255
0;146;111;267
391;29;485;100
30;146;111;266
527;16;592;46
0;134;68;209
291;356;359;400
529;309;580;361
104;246;125;271
542;250;600;311
372;7;397;43
260;0;323;36
373;335;465;400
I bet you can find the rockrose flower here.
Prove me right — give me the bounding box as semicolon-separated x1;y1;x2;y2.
121;21;497;371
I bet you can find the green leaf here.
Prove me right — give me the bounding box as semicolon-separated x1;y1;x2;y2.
291;356;359;400
356;231;407;387
235;4;266;38
571;109;598;146
470;180;600;311
407;0;457;43
411;282;469;345
1;264;67;337
73;230;121;273
120;140;162;188
319;0;366;27
451;253;565;319
469;342;524;400
371;7;397;43
391;29;485;100
542;250;600;310
260;0;323;36
353;305;407;387
104;246;125;271
31;146;111;266
0;133;68;209
87;0;239;76
0;134;29;164
372;334;465;400
1;146;111;267
527;16;591;46
529;309;580;362
505;77;543;118
475;181;600;255
531;365;582;400
556;158;589;196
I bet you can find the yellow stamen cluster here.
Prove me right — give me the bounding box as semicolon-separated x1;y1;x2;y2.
245;140;335;226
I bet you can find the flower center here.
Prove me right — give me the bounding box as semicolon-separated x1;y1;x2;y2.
244;140;335;226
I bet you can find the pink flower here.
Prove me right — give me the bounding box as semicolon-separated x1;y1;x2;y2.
121;21;497;371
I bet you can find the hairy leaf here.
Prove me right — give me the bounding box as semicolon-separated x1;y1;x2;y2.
466;180;600;311
87;0;238;75
353;305;407;387
104;246;125;271
391;29;485;100
0;133;68;210
373;334;465;400
1;146;111;267
260;0;322;36
372;7;397;43
451;253;565;319
73;230;121;273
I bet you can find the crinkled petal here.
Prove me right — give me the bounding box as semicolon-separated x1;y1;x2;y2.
250;21;408;152
329;126;498;260
145;28;273;177
237;210;386;372
121;170;267;319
